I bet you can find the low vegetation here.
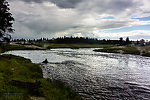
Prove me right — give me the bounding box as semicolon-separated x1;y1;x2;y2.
43;43;114;49
0;44;44;53
0;54;81;100
0;43;114;53
94;47;122;53
122;46;140;55
142;52;150;57
94;46;146;56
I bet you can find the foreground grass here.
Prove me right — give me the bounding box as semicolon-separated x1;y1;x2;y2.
94;46;150;57
0;54;81;100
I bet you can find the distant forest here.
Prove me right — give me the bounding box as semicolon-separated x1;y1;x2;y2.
12;36;131;45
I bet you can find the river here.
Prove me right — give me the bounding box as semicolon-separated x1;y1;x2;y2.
5;48;150;100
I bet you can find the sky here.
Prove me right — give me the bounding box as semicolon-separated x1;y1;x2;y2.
8;0;150;40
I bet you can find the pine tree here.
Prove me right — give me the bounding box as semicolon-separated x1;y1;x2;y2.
125;37;130;45
119;37;123;45
0;0;14;39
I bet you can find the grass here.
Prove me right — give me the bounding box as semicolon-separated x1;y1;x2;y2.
94;47;122;53
94;46;141;55
40;79;81;100
0;44;45;53
0;54;42;100
142;52;150;57
5;44;44;50
0;54;82;100
122;46;140;55
36;43;115;49
0;43;114;53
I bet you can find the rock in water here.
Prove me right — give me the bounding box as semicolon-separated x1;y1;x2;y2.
42;59;48;64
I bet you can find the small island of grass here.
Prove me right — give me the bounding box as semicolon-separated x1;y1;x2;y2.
94;46;150;57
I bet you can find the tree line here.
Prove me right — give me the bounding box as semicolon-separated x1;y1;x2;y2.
12;36;132;46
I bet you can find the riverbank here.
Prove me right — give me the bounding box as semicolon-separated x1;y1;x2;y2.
0;54;82;100
35;43;114;49
94;46;150;57
0;43;45;53
0;43;114;52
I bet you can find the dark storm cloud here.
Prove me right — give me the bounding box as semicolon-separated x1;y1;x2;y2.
9;0;43;3
11;0;83;8
50;0;83;8
76;0;141;16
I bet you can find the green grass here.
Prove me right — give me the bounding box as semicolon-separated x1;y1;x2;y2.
122;46;140;55
39;43;114;49
94;46;141;55
5;44;43;51
142;52;150;57
0;43;114;53
40;79;81;100
0;54;42;81
0;54;82;100
0;54;41;99
0;44;44;53
94;47;122;53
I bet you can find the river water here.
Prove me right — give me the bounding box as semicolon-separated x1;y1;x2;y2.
5;48;150;100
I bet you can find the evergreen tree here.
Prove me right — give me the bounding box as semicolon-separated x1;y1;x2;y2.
125;37;130;45
119;37;123;45
0;0;14;39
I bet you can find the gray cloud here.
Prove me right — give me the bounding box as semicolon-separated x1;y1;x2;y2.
10;0;83;8
8;0;150;39
9;0;144;17
50;0;82;8
9;0;43;3
76;0;142;17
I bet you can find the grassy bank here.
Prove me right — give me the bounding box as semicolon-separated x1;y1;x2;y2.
0;43;45;53
0;43;114;53
94;46;150;57
0;54;81;100
142;52;150;57
35;43;114;49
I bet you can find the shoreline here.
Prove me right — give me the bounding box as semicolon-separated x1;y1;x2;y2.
0;54;82;100
93;46;150;57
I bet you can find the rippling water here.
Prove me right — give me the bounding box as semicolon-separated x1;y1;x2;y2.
5;49;150;100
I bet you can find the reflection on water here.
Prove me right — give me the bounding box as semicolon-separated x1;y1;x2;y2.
5;49;150;100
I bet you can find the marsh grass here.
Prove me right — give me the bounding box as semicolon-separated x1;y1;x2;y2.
94;46;141;55
0;44;44;53
94;47;121;53
44;43;114;49
122;46;140;55
142;52;150;57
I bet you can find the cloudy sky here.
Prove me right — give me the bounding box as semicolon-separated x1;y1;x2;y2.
8;0;150;40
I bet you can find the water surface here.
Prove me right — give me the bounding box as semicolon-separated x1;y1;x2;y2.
5;49;150;100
